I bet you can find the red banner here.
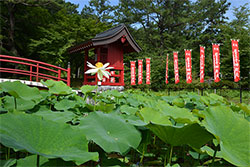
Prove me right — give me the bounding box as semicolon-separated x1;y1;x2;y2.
138;59;143;84
146;58;151;84
200;46;205;83
130;61;136;85
212;44;220;82
173;52;179;84
165;54;169;84
231;40;240;82
185;50;192;83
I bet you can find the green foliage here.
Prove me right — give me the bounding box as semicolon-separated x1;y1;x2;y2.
79;111;141;154
41;80;72;95
0;81;42;102
203;106;250;166
0;112;98;165
0;73;249;166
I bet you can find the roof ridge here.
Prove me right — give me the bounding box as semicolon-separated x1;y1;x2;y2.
94;24;125;38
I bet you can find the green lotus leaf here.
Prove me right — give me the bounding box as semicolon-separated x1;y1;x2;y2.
80;85;97;94
0;159;16;167
73;95;86;107
54;99;76;110
200;146;223;158
41;80;72;95
161;96;178;104
109;90;123;98
140;107;172;125
203;106;250;166
120;105;137;115
3;96;36;111
122;114;148;126
147;123;213;149
96;102;115;113
33;110;75;123
156;101;199;124
200;96;210;106
0;113;98;165
79;111;141;154
172;98;185;108
237;103;250;115
16;155;48;167
0;81;43;102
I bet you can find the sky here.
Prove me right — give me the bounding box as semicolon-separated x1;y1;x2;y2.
66;0;249;21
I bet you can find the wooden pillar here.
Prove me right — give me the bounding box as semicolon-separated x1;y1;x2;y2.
83;49;88;85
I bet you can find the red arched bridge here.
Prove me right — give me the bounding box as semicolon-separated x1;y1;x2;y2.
0;55;70;86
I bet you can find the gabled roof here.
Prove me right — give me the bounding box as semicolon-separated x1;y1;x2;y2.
68;24;142;54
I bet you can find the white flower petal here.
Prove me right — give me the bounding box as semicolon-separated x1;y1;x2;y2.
106;67;114;69
102;70;110;79
85;68;98;74
97;71;103;80
87;61;96;69
103;63;110;68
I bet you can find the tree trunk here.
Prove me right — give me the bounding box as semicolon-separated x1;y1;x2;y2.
7;2;19;57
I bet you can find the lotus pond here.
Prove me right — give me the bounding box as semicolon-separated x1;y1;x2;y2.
0;80;249;167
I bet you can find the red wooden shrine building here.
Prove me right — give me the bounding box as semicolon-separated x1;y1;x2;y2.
68;24;141;86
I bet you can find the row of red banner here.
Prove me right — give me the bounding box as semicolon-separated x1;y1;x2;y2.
167;40;240;84
131;40;240;85
130;58;151;85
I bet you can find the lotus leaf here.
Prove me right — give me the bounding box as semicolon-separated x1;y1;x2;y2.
200;145;222;158
0;159;16;167
16;155;48;167
80;85;97;94
41;80;72;95
156;101;198;124
238;103;250;115
122;114;148;126
33;110;75;123
172;98;185;108
203;106;250;166
96;102;115;113
79;111;141;154
54;99;76;110
3;96;36;111
0;113;98;165
120;105;137;115
0;81;42;102
140;107;172;125
147;123;213;149
109;90;123;98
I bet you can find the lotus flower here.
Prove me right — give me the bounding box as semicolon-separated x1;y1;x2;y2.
85;61;114;80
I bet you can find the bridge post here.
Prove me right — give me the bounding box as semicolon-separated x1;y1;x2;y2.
36;63;39;82
58;69;61;81
30;65;32;81
67;62;71;86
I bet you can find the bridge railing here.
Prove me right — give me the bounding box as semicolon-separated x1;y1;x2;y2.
0;55;70;86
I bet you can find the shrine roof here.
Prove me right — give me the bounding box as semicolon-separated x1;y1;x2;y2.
68;24;142;54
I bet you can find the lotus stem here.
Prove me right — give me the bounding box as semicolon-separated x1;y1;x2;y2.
140;143;146;164
7;147;10;160
36;155;40;167
212;145;219;166
153;135;156;145
164;150;167;167
168;145;173;166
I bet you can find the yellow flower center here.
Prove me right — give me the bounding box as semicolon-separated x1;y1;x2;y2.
95;62;103;68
